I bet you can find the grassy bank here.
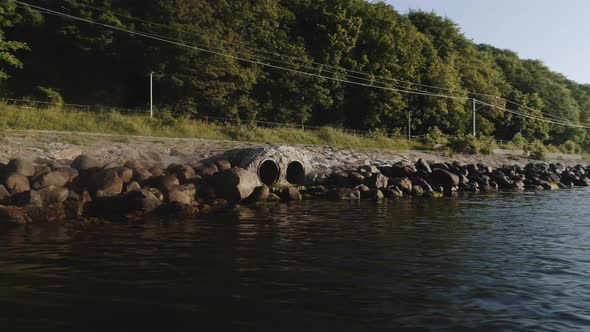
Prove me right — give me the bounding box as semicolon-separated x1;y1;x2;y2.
0;104;418;151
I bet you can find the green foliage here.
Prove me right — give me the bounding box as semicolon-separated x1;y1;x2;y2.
447;135;497;155
2;0;590;153
423;126;447;148
560;140;582;155
36;86;63;107
0;103;419;151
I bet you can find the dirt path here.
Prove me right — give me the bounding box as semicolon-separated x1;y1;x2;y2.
0;129;585;169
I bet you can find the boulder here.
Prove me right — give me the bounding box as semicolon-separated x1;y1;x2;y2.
36;186;69;206
71;155;100;171
154;175;180;193
327;188;360;200
214;160;232;172
364;173;389;189
213;168;260;202
167;190;192;205
383;187;403;198
133;168;152;182
412;185;424;196
281;187;302;201
148;166;165;177
0;185;10;204
415;159;432;173
173;165;198;183
199;163;219;177
90;170;123;197
360;189;384;200
6;158;34;177
124;159;144;170
431;168;460;190
0;205;31;225
112;167;134;183
245;185;270;203
393;177;413;195
34;165;51;177
32;171;69;189
4;173;30;193
125;181;141;192
129;189;162;213
54;167;79;182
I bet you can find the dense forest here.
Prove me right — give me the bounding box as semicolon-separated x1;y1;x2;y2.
2;0;590;150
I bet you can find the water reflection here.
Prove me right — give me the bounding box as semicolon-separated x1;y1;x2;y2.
1;189;590;331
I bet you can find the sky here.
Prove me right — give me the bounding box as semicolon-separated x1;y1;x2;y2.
385;0;590;84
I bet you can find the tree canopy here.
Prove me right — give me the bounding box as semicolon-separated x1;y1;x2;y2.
4;0;590;149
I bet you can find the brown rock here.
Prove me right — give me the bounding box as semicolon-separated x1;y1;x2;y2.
124;159;144;170
32;171;69;189
6;158;34;177
54;167;79;182
126;181;141;192
0;185;11;204
34;165;51;177
0;205;31;225
133;168;152;182
280;187;302;201
167;190;192;205
90;170;123;197
71;155;100;171
148;166;165;177
113;167;134;183
154;175;180;193
4;173;30;193
214;160;231;172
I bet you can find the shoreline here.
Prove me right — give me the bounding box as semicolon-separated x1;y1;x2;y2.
0;130;588;226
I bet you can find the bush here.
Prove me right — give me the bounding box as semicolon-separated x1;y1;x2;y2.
560;140;582;155
36;86;64;108
447;135;497;155
510;132;527;150
525;140;547;160
423;126;448;148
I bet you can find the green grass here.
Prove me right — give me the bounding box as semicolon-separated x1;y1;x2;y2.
0;104;420;151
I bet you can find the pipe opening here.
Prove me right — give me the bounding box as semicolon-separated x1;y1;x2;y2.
258;159;280;186
286;161;305;185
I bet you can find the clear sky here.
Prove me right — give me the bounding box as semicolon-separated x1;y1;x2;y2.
385;0;590;84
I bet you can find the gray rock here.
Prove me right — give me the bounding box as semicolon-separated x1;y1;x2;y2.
214;168;260;202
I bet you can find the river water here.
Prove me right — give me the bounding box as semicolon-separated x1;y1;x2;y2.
1;189;590;331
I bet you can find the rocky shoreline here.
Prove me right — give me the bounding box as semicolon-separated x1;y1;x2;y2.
1;144;589;226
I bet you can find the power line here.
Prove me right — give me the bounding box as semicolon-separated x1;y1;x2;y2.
475;100;590;129
15;1;470;102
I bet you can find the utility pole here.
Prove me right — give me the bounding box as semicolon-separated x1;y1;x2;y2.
149;72;154;118
472;98;476;137
407;111;411;140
